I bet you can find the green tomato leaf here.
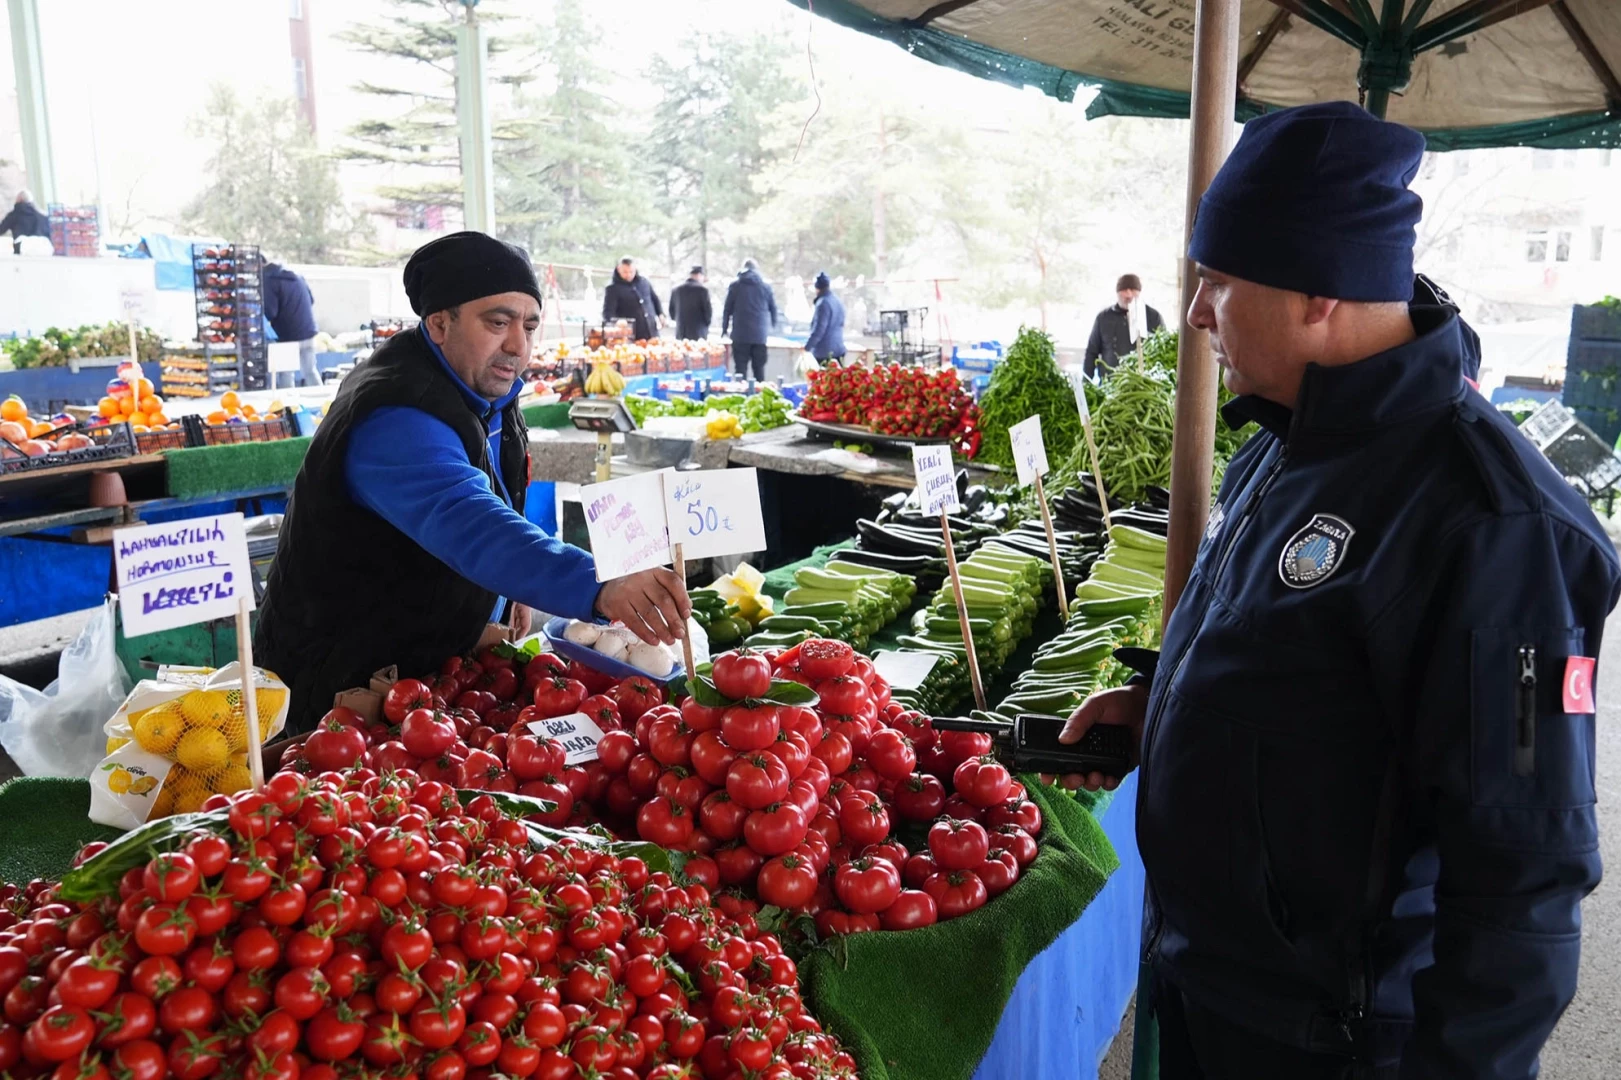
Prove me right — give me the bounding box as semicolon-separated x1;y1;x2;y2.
758;680;818;707
683;674;732;707
60;808;231;904
457;789;559;818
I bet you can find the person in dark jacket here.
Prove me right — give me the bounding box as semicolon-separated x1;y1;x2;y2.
1056;103;1619;1080
803;272;846;362
1083;273;1164;379
722;259;779;380
257;232;690;730
0;191;50;254
602;256;663;340
263;261;319;388
669;266;713;341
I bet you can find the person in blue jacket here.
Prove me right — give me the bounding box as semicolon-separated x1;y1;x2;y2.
256;232;691;730
803;272;846;363
262;261;319;387
1056;102;1620;1079
722;258;779;381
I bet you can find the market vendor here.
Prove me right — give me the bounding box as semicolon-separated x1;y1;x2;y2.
256;231;690;731
1057;103;1619;1078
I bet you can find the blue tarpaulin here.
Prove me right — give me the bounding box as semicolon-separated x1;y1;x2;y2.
121;234;222;291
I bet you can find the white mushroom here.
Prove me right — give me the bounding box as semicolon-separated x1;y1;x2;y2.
628;642;674;677
563;621;601;646
595;634;629;661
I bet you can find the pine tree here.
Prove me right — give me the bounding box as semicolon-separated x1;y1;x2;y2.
494;0;653;267
182;85;361;262
336;0;532;219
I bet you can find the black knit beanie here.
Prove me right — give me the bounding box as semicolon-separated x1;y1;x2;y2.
402;231;542;316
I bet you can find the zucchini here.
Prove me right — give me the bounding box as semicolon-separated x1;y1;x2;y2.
757;615;825;633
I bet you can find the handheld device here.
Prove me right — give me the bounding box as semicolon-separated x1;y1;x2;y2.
931;713;1135;778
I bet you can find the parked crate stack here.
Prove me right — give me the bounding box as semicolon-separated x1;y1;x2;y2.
159;341;240;400
1561;303;1621;447
46;205;99;258
192;243;270;392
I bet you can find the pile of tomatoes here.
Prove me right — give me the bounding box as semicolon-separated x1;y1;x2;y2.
286;649;664;834
0;771;859;1080
596;641;1043;935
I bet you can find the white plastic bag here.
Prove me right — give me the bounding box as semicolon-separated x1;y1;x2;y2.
0;598;130;778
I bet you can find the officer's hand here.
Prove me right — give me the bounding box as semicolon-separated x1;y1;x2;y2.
595;569;692;646
1041;684;1147;793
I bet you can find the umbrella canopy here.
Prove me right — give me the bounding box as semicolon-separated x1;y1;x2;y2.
787;0;1621;148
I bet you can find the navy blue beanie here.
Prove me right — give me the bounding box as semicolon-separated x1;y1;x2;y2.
1188;102;1426;302
814;272;831;291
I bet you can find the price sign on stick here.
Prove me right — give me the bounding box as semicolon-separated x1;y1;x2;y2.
1009;415;1048;486
528;712;607;765
1066;372;1113;533
662;468;767;561
873;650;939;692
112;513;265;790
581;472;672;582
114;513;253;637
911;444;960;515
1009;414;1070;619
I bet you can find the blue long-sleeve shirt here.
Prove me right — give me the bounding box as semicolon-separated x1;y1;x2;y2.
344;327;601;624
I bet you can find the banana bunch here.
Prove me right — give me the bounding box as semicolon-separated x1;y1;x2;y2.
585;360;626;395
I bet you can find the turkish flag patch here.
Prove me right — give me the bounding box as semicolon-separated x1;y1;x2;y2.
1563;656;1596;714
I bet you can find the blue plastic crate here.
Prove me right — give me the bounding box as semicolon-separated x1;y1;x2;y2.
952;342;1003;374
779;383;808;406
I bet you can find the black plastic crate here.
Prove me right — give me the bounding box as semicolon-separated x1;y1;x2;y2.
192;408;298;446
1573;304;1621;343
1;419;136;475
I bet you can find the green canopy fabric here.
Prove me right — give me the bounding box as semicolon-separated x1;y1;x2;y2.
786;0;1621;149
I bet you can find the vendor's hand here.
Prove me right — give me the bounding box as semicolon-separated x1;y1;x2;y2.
508;603;534;638
1042;685;1147;793
596;568;691;646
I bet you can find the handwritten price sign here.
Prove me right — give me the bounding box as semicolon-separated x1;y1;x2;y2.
527;712;607;765
114;513;253;636
662;468;767;560
911;444;960;516
1009;414;1049;486
581;472;672;582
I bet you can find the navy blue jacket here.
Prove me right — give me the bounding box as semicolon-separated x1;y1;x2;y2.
0;200;49;240
722;269;778;345
602;273;663;340
804;291;846;359
263;264;317;342
1134;306;1617;1076
669;279;712;341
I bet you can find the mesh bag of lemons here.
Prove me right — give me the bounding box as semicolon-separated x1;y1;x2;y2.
88;663;289;829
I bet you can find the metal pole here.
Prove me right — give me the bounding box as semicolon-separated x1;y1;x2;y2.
8;0;56;205
1160;0;1242;625
456;3;495;234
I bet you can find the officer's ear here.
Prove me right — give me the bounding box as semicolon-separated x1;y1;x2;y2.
1302;295;1339;327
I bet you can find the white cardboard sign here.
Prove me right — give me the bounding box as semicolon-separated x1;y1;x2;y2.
114;513;253;637
873;650;939;692
1009;415;1049;486
911;444;960;516
527;712;607;765
581;472;672;582
663;467;767;560
1068;370;1092;423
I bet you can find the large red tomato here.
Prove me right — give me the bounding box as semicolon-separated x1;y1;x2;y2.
756;853;818;909
399;709;456;758
531;677;588;719
928;818;990;871
383;680;435;725
711;650;772;701
834;857;901;914
609;677;665;723
304;714;369;772
720;705;781;752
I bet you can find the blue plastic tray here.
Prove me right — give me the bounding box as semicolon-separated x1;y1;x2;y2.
542;617;686;686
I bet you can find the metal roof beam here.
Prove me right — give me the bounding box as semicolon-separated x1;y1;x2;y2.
909;0;982;27
1549;1;1621;107
1264;0;1367;48
1239;8;1293;89
1411;0;1558;53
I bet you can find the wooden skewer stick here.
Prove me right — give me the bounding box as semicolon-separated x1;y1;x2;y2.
1033;472;1069;621
235;595;265;791
940;512;986;711
1081;412;1113;533
672;543;697;680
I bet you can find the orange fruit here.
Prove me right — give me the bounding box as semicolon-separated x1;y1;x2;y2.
0;397;26;422
139;396;161;414
98;397;120;418
220;391;240;411
27;420;52;438
206;410;228;424
137;378;155;397
132;424;149;433
147;412;168;427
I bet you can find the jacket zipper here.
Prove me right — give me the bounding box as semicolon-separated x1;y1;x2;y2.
1140;445;1289;959
1515;644;1537;776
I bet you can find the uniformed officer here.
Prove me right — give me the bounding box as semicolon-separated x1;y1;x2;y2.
1058;102;1619;1079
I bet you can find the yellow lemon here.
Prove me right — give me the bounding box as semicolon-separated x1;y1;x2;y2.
128;775;158;796
213;763;252;794
149;786;175;820
182;690;233;730
106;736;131;754
175;728;229;773
133;709;182;754
108;768;132;794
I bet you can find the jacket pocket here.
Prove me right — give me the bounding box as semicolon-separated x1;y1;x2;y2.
1471;627;1595;810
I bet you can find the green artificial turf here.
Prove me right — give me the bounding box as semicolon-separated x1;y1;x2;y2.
0;778;122;885
799;779;1120;1080
163;437;310;500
